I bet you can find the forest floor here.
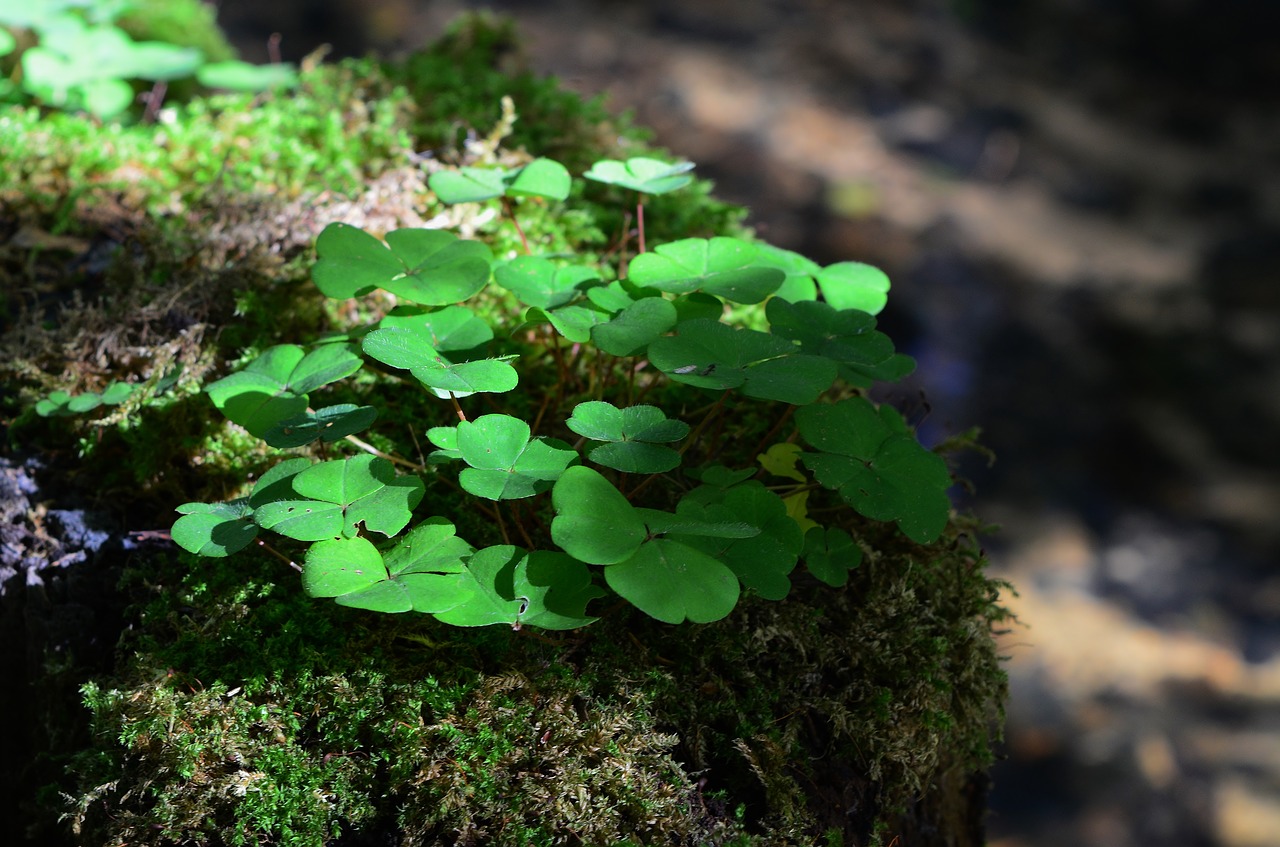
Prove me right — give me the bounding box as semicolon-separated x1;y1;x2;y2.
215;1;1280;844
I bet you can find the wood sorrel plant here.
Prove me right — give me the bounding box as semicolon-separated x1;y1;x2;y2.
172;155;953;629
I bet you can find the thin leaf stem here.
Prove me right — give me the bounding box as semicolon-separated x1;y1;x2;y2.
344;434;426;472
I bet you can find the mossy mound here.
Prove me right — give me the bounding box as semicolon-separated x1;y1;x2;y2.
0;13;1007;847
66;511;1005;847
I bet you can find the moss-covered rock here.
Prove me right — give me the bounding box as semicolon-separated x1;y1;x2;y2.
0;13;1007;847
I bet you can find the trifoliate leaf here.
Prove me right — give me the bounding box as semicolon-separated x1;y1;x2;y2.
172;499;258;557
802;527;862;587
584;157;694;195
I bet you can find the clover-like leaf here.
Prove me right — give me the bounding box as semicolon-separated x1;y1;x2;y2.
254;455;423;541
766;297;895;367
197;61;297;91
430;545;528;627
803;527;862;587
522;302;612;343
817;261;891;315
495;257;599;310
249;458;312;508
754;243;820;302
428;167;508;203
264;404;378;448
567;401;689;474
551;466;646;565
312;223;492;305
506;158;572;201
740;354;838;405
605;539;740;624
590;296;678;357
172;499;258;557
797;398;952;543
512;551;604;630
456;414;577;499
302;536;396;608
628;237;783;303
672;483;802;600
362;325;518;396
293;455;424;537
584;157;694;195
647;319;795;389
101;381;134;405
206;344;363;438
380;519;475;613
378;305;494;352
758;442;807;482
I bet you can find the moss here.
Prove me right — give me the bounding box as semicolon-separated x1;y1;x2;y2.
65;506;1006;845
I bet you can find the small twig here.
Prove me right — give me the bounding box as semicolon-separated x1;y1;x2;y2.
344;434;425;472
257;538;301;573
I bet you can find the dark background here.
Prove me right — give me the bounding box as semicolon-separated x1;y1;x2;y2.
211;2;1280;845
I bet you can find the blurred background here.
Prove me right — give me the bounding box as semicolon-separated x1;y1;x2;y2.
212;1;1280;844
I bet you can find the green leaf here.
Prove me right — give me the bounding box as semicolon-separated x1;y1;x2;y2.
647;319;795;389
495;257;599;310
672;483;802;600
362;325;517;396
766;298;895;367
252;499;344;542
817;262;891;315
803;527;862;587
430;545;528;627
172;499;258;557
628;237;783;303
311;223;492;305
302;536;391;603
456;414;577;499
263;404;378;448
741;354;838;405
380;519;476;613
506;158;572;201
248;458;312;508
100;381;134;405
567;401;689;474
35;391;72;417
605;539;739;624
428;167;508;204
293;455;425;538
254;455;424;541
197;61;297;91
797;399;952;543
378;305;494;353
312;223;405;299
512;551;603;629
551;466;646;565
66;392;103;413
754;243;820;302
584;157;694;195
206;344;363;438
590;296;678;357
522;302;611;343
119;41;203;81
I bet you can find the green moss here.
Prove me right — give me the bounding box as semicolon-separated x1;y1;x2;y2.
66;506;1007;845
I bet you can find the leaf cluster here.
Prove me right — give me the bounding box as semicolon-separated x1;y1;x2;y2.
0;0;295;119
174;152;958;631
